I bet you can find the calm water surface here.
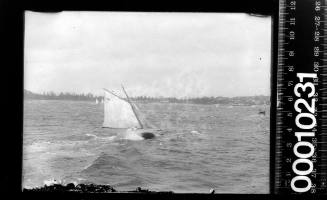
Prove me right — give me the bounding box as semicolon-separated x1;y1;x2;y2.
23;100;269;193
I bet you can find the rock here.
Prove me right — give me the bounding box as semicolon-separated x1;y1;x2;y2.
66;183;75;190
23;183;117;193
135;187;149;193
209;188;215;194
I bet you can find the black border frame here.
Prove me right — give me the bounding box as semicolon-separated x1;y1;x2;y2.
1;0;285;199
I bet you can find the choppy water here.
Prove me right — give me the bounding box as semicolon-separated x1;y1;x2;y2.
23;100;269;193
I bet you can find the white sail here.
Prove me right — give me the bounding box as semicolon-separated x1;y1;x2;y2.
102;90;142;128
131;103;155;129
95;98;99;104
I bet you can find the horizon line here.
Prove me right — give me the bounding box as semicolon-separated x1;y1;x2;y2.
24;89;270;99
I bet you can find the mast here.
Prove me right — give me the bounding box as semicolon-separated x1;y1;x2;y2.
103;88;125;101
121;85;144;129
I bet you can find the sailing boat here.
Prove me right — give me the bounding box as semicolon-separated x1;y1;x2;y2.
102;86;158;140
95;98;99;104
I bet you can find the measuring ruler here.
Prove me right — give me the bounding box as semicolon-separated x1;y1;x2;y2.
274;0;327;194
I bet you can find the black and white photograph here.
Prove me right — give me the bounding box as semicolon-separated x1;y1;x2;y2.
23;11;271;193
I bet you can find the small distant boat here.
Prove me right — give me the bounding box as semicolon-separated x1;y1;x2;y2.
95;98;99;104
258;110;266;115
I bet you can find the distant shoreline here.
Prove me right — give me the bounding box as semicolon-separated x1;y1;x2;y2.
24;89;270;106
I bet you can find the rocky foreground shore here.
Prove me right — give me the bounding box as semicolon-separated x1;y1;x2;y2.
23;183;173;193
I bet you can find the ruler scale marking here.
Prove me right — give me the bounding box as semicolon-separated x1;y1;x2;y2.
274;0;327;194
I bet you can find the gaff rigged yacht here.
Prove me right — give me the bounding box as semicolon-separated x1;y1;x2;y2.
102;86;159;140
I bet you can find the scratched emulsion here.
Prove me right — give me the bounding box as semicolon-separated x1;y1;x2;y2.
23;100;269;193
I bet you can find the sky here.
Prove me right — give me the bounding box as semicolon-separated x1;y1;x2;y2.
24;11;271;98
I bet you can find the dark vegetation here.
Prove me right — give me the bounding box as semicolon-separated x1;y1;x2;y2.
24;90;101;101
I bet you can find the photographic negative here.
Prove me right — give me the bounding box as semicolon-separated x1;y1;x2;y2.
23;11;271;193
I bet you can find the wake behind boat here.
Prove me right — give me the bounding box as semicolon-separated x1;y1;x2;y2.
102;86;159;140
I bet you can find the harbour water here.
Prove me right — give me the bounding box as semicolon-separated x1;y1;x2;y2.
23;100;269;193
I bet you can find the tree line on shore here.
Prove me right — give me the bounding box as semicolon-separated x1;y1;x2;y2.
24;89;270;105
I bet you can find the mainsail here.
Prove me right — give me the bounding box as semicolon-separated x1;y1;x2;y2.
102;88;143;128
